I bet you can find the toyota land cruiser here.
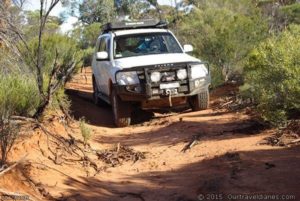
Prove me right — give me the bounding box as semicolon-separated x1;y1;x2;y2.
92;20;211;127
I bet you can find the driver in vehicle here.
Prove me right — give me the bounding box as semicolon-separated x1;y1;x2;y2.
116;35;170;58
116;38;131;57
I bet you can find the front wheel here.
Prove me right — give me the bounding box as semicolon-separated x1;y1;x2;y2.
189;89;210;111
111;89;132;127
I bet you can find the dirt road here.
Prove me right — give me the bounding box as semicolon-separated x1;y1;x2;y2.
1;68;300;201
63;68;300;201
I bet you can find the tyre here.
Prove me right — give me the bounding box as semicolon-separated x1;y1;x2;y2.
111;89;132;127
189;89;210;111
92;76;106;106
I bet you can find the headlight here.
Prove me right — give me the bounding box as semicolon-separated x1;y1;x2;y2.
191;64;208;79
116;71;140;85
176;69;187;80
150;71;161;82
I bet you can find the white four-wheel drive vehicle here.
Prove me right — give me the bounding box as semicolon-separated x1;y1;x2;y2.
91;20;211;127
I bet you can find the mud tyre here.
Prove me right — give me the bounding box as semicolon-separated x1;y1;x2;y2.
189;89;210;111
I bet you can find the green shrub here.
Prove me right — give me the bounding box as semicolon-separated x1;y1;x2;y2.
0;74;40;118
48;87;71;112
280;3;300;25
178;0;268;87
21;34;83;113
242;24;300;125
24;34;83;77
82;47;94;66
79;118;92;146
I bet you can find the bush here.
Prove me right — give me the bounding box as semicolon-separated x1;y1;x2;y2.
242;24;300;125
79;118;92;146
178;0;268;87
48;87;71;113
21;34;83;113
0;74;38;165
24;34;83;78
0;74;40;118
82;47;94;66
280;3;300;25
70;23;101;66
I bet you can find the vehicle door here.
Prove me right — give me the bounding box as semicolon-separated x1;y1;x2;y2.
95;35;111;95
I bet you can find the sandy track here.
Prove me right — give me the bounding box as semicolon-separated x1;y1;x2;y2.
1;68;299;201
63;68;300;201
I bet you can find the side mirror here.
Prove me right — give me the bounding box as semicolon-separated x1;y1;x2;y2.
183;44;193;53
96;51;108;61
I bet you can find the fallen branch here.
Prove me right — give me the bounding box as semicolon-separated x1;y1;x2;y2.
221;100;233;108
97;144;146;167
0;154;28;177
181;134;202;153
10;116;37;125
10;116;36;122
181;139;199;153
289;138;300;144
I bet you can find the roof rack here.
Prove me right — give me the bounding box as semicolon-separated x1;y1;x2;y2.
102;19;168;33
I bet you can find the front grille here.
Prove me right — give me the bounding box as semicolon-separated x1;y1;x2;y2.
160;71;176;82
136;62;191;96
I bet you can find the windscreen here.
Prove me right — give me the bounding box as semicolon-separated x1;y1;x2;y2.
114;32;183;59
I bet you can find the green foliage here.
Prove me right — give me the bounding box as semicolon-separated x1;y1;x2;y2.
116;0;152;19
20;34;83;113
82;47;94;66
24;34;83;87
70;23;98;65
48;87;71;112
280;3;300;24
256;0;300;32
23;10;62;39
78;0;116;25
243;25;300;125
0;74;40;118
79;118;92;145
178;0;268;87
81;23;102;48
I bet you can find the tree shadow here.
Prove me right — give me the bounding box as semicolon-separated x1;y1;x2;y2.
67;90;115;128
66;89;190;128
60;146;300;201
94;117;267;147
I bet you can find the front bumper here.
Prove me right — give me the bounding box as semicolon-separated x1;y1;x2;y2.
113;62;211;102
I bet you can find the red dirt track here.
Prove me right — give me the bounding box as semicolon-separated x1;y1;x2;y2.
1;67;299;201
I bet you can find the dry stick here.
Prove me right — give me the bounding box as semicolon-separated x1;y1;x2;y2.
0;154;28;177
290;139;300;144
10;116;36;123
221;100;234;108
0;188;36;201
181;139;198;153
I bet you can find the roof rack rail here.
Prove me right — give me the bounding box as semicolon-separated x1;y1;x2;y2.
101;19;168;33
